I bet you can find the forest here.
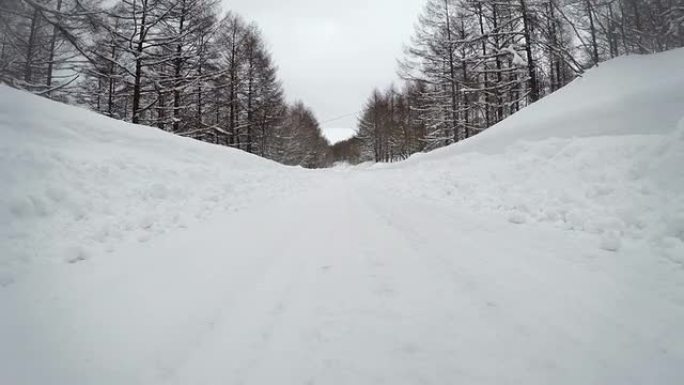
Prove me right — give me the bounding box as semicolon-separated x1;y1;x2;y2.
0;0;332;167
334;0;683;163
1;0;683;167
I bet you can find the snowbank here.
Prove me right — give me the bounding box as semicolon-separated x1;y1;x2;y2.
380;49;684;257
414;48;684;157
0;86;312;285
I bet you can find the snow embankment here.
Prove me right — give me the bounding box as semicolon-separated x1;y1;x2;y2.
0;86;310;285
383;49;684;258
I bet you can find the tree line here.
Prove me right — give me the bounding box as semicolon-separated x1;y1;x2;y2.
0;0;333;168
334;0;684;163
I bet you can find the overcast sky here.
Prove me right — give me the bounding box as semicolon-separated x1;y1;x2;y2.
222;0;425;143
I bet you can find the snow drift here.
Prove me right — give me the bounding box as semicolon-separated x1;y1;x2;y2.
417;48;684;156
380;49;684;258
0;87;311;286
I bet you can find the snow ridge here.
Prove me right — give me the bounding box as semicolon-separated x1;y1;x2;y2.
0;86;313;285
376;49;684;258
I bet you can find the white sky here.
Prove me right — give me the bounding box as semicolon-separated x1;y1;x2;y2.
222;0;425;143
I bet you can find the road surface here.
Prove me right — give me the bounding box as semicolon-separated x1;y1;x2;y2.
1;172;682;385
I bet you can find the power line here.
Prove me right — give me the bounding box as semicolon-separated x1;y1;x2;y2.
319;111;360;125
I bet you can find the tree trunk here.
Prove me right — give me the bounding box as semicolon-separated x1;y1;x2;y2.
444;0;459;142
132;0;149;124
107;43;116;116
477;2;490;127
460;19;470;139
173;3;187;132
630;0;647;53
520;0;540;103
46;0;63;95
24;7;41;84
492;3;504;121
585;0;600;65
229;24;238;146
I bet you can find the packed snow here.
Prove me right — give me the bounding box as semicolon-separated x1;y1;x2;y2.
2;49;684;385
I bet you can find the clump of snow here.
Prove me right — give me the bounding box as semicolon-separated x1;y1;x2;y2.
507;210;527;225
501;45;527;67
600;231;622;252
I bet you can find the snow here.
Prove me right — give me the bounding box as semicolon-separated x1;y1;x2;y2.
2;49;684;385
379;132;684;256
501;45;527;67
415;48;684;158
599;231;622;252
0;86;314;285
381;49;684;261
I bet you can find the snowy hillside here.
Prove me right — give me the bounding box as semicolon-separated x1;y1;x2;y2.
381;49;684;259
0;86;313;285
422;48;684;156
1;50;684;385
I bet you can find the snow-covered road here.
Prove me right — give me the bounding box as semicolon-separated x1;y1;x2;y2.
3;50;684;384
3;172;682;385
